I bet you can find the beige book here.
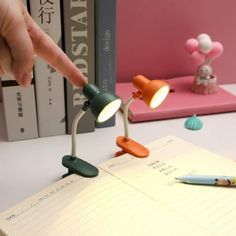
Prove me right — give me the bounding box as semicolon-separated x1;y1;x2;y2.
0;136;236;236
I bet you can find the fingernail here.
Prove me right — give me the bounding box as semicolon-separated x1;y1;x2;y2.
21;73;32;87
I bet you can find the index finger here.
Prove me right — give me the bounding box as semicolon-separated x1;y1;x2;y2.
23;8;87;88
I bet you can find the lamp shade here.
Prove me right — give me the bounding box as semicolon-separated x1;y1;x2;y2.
133;75;170;108
83;84;121;123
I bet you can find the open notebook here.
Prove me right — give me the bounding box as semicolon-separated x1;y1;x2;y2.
0;136;236;236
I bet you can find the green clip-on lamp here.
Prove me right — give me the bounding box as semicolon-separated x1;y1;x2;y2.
62;83;121;178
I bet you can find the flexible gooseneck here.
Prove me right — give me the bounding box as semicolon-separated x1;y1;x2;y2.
123;96;135;140
71;109;86;158
71;101;90;159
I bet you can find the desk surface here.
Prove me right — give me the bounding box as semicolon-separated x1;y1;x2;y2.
1;84;236;212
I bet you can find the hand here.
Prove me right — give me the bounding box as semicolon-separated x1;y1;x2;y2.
0;0;87;87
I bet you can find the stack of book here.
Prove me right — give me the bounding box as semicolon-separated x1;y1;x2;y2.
0;0;117;141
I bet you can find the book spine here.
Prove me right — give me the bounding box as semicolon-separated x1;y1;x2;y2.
0;0;38;141
29;0;66;137
61;0;95;134
95;0;117;128
1;77;38;141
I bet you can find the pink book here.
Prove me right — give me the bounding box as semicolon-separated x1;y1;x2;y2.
116;76;236;122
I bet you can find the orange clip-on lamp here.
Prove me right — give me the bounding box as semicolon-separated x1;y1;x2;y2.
116;75;170;158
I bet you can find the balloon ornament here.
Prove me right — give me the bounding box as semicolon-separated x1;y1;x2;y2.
185;34;223;95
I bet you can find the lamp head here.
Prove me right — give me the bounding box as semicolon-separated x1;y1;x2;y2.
83;84;122;123
132;75;170;108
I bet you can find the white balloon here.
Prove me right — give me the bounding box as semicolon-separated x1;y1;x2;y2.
197;33;211;41
198;38;213;53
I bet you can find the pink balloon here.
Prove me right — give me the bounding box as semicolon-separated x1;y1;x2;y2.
185;38;199;53
190;51;205;66
208;42;224;59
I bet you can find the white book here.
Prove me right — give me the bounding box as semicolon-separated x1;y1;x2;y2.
29;0;66;137
1;76;38;141
1;136;236;235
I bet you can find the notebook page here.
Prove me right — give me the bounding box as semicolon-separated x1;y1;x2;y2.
101;136;236;236
0;169;209;236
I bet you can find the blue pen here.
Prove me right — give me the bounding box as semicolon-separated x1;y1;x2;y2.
176;175;236;187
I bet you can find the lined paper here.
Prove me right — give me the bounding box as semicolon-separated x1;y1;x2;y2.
0;170;208;236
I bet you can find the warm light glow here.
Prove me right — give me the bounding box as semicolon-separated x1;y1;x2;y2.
97;99;122;123
149;85;169;109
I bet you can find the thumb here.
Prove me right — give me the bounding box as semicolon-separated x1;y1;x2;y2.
0;37;32;87
0;37;13;76
0;3;34;87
